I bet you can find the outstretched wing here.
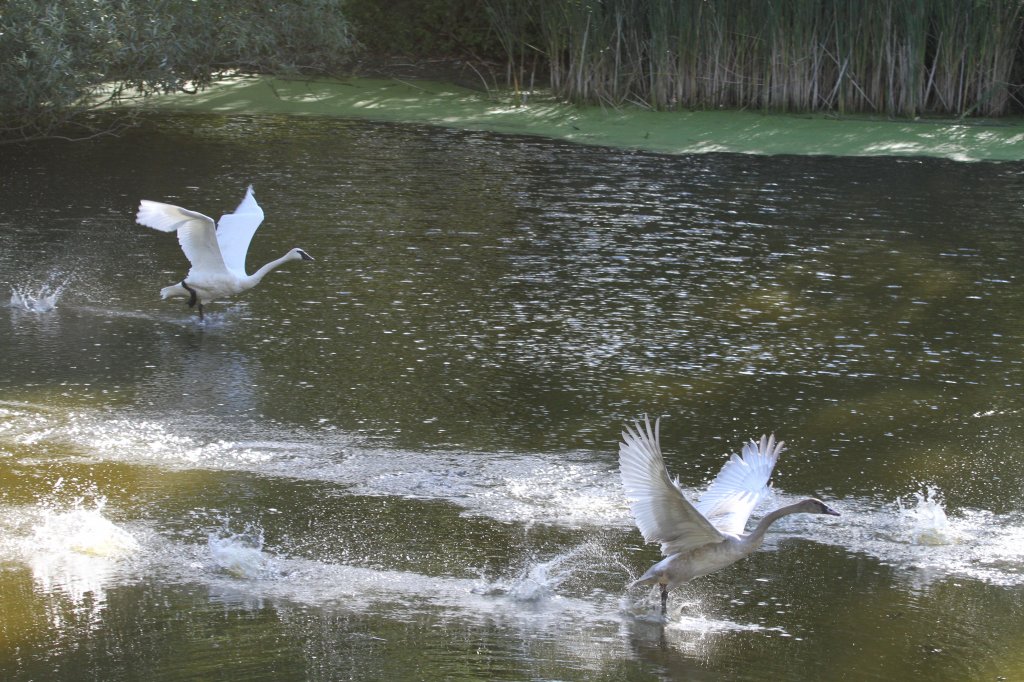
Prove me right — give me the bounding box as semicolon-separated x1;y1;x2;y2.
214;185;265;277
619;416;725;557
695;434;783;536
136;200;228;277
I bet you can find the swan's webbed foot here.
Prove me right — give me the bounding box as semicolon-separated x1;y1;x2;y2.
197;303;205;321
660;584;668;615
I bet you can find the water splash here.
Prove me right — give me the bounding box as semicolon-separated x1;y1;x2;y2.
506;550;577;602
5;478;140;615
624;590;699;624
0;404;624;528
208;519;278;579
27;478;140;559
476;542;605;604
9;282;65;312
32;501;139;558
896;486;959;546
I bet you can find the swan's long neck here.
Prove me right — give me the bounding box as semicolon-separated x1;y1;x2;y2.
743;501;811;548
248;252;298;285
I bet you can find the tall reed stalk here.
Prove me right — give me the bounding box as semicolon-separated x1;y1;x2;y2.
486;0;1024;117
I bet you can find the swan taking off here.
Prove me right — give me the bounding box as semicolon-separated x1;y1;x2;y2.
619;417;839;615
136;185;314;319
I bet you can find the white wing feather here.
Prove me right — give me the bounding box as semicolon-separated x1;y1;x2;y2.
136;200;213;234
214;185;265;277
136;200;228;278
695;435;783;536
619;417;725;557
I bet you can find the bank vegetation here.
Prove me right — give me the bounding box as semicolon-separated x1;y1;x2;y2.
0;0;353;141
2;0;1022;142
489;0;1024;117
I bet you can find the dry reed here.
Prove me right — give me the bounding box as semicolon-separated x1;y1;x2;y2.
486;0;1024;116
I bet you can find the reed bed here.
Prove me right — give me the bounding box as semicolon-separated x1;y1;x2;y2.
486;0;1024;116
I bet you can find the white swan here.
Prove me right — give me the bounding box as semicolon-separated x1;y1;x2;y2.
136;185;314;319
619;416;839;614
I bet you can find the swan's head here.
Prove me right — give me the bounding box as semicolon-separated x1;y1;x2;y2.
798;498;840;516
289;248;315;262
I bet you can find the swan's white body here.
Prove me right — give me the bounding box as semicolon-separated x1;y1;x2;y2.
619;417;838;613
136;185;313;318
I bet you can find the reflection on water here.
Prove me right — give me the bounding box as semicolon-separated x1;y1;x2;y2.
1;113;1024;680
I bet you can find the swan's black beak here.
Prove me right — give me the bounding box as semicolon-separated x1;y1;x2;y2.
297;249;315;262
823;503;840;516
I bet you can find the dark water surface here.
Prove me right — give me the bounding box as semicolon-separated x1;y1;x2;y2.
1;113;1023;680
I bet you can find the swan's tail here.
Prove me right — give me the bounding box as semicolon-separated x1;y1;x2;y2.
629;562;666;589
160;282;188;300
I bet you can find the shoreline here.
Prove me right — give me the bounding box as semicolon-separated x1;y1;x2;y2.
131;76;1024;162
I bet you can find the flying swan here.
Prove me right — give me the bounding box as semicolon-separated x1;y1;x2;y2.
136;185;314;319
619;416;839;614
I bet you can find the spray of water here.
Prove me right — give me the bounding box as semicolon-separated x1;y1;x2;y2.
8;273;70;312
475;541;608;604
0;478;140;616
207;518;279;579
27;478;140;558
10;286;60;312
896;485;959;546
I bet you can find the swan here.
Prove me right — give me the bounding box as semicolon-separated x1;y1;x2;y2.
136;185;314;319
618;416;839;614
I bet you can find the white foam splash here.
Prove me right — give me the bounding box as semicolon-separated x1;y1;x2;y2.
506;558;565;602
5;404;1024;591
208;521;278;579
479;542;601;603
770;487;1024;588
3;480;140;615
9;284;63;312
32;503;139;558
26;479;139;559
0;405;626;528
897;486;959;546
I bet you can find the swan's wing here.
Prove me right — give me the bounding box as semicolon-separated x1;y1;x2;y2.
695;434;784;536
214;185;265;277
619;416;725;557
137;200;216;233
137;200;228;276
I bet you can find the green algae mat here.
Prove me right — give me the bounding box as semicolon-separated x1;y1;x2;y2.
137;76;1024;162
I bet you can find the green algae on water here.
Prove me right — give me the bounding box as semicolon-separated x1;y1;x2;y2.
131;76;1024;162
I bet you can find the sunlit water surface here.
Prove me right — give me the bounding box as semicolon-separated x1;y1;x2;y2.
1;113;1023;681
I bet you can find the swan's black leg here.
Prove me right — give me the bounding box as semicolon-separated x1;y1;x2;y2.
660;585;668;615
179;280;204;320
181;280;198;309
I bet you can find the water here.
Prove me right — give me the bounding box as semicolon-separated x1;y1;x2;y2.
1;112;1023;680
